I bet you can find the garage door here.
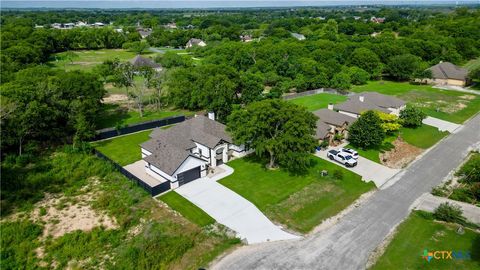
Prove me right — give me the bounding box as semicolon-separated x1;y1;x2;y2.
177;166;201;186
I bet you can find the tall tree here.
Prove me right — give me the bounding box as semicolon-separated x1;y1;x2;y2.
348;110;385;148
227;99;317;172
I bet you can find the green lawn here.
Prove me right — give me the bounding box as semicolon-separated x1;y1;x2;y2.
159;191;215;227
289;93;348;111
346;135;397;164
96;104;191;129
372;211;480;270
400;125;449;149
352;81;480;124
91;130;151;166
48;49;155;71
219;156;375;233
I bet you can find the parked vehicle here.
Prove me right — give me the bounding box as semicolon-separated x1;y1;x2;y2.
327;150;358;167
340;148;359;159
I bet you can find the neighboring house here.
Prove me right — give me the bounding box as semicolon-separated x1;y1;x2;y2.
291;32;306;41
93;22;105;27
314;106;357;144
185;38;207;48
165;22;177;29
427;61;470;87
140;114;249;188
63;23;75;29
334;92;406;118
370;17;386;23
184;24;195;29
129;55;163;72
76;21;88;27
137;28;152;39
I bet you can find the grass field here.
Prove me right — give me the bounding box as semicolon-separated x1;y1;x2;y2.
289;93;348;111
219;156;375;233
96;105;188;129
400;125;449;149
346;135;397;164
372;211;480;270
352;81;480;124
48;49;156;71
91;130;151;166
159;191;215;227
464;57;480;71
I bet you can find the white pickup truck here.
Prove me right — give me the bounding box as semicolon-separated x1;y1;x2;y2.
327;150;358;167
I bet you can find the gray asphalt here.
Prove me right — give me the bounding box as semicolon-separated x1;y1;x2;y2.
212;113;480;270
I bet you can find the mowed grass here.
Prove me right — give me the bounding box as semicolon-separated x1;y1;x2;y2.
289;93;348;111
372;211;480;270
159;191;215;227
346;135;397;164
91;130;151;166
219;156;375;233
49;49;153;71
96;106;187;129
400;125;449;149
352;81;480;124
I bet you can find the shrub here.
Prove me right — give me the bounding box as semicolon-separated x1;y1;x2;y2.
333;170;344;180
455;153;480;184
348;110;386;148
431;186;448;197
399;106;426;128
433;202;466;224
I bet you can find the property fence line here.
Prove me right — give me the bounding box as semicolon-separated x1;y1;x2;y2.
92;115;186;141
94;149;171;196
282;88;349;100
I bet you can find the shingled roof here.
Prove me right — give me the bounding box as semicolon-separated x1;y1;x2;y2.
428;62;469;81
334;92;405;115
315;120;332;139
141;115;232;175
313;109;357;127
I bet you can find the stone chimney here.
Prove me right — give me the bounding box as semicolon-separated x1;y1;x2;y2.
208;112;215;121
359;95;365;102
327;103;334;110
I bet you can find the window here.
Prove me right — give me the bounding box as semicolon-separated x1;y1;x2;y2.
199;149;202;156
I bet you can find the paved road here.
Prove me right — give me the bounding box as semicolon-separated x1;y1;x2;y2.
212;113;480;270
315;147;399;188
175;165;299;244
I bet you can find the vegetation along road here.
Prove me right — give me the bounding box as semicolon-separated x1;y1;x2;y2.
213;113;480;270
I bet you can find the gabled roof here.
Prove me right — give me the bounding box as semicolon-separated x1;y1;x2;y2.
350;92;405;109
186;38;205;46
334;97;390;115
428;62;468;81
315;120;332;139
291;32;306;40
141;115;232;175
313;109;357;127
129;55;161;69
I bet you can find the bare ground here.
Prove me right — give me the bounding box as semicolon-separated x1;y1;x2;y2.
380;137;424;169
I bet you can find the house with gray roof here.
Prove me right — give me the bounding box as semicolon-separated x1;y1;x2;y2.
334;92;406;118
290;32;306;41
140;113;248;188
186;38;206;48
427;61;470;87
313;106;357;143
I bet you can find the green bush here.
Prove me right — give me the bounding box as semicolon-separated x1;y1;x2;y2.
333;170;344;180
455;153;480;184
399;106;426;128
433;202;466;224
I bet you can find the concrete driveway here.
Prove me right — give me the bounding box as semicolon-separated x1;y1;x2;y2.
423;116;461;133
315;148;400;188
175;164;300;244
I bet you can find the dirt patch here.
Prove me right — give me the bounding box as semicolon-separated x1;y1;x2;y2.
442;102;467;113
102;94;129;104
71;61;101;66
380;137;423;169
459;94;476;100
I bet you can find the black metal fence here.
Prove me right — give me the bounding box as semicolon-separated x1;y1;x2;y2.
94;149;171;196
93;115;186;141
282;88;348;100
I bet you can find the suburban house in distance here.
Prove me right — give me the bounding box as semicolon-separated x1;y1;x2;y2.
140;113;248;188
186;38;207;48
314;107;357;144
427;61;470;87
291;32;306;40
334;92;406;118
129;55;163;72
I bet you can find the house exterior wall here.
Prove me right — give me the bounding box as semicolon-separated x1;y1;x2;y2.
173;156;207;177
338;110;360;118
146;162;175;182
191;142;211;161
141;148;152;158
428;78;466;87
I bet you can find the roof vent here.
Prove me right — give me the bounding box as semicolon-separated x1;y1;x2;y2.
359;95;365;102
208;112;215;121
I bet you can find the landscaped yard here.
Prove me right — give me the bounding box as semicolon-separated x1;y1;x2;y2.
96;104;189;129
372;211;480;270
289;93;348;111
400;125;449;149
91;130;151;166
48;49;156;71
346;135;397;164
219;156;375;233
352;81;480;124
159;191;215;227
